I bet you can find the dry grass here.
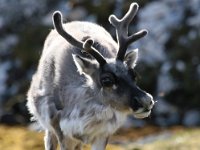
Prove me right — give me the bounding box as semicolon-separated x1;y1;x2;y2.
128;128;200;150
0;125;125;150
0;125;200;150
146;129;200;150
0;125;44;150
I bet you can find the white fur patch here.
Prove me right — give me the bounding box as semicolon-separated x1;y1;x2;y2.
133;110;151;119
60;106;126;143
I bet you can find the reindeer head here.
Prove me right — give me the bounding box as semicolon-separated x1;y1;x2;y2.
52;3;154;118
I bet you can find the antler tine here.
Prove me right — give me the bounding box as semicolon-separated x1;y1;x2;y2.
53;11;83;49
83;39;107;66
109;3;148;61
53;11;107;66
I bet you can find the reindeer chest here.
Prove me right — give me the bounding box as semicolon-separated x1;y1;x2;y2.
59;105;126;143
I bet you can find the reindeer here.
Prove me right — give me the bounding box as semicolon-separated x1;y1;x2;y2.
27;3;154;150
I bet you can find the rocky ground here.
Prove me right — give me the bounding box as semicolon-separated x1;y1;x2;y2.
0;125;200;150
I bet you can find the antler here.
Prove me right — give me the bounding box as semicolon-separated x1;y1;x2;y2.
109;3;148;61
83;39;107;66
52;11;107;66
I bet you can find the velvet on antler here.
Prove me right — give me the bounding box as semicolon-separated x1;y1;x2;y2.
83;39;107;66
109;3;148;61
52;11;107;66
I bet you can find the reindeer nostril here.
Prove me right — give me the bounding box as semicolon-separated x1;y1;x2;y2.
131;97;143;111
150;100;153;105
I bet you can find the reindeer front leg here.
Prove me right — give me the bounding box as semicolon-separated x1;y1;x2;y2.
91;137;109;150
35;95;66;150
45;102;66;150
44;130;57;150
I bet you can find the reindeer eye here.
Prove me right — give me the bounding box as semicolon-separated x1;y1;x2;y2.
100;73;116;87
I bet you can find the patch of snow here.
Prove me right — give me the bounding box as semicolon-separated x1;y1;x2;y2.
175;60;186;72
0;0;48;26
154;99;180;126
136;0;184;64
187;0;200;28
178;36;190;46
157;61;176;94
0;61;12;98
0;34;19;55
187;14;200;28
183;110;200;127
188;30;198;40
0;16;4;29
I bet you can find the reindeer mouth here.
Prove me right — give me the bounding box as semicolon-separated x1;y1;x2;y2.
133;108;151;119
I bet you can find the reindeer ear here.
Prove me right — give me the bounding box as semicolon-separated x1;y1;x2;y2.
72;54;98;75
124;49;138;68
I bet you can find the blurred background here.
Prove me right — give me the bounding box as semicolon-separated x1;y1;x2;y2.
0;0;200;149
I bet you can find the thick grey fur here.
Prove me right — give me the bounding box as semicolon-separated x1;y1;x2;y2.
27;3;154;150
